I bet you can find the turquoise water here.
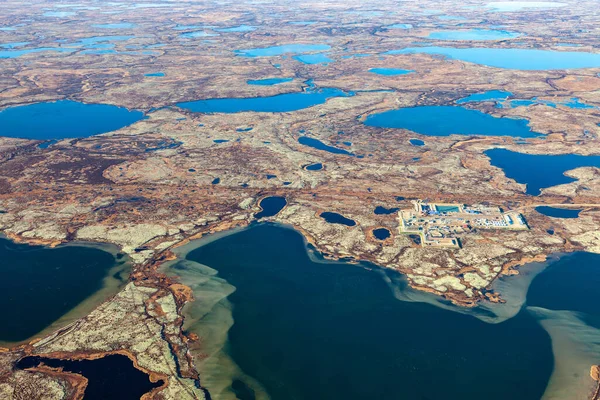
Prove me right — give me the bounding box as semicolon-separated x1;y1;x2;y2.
386;47;600;70
0;238;128;342
387;23;413;29
485;148;600;195
427;29;521;40
0;100;145;139
457;90;513;103
173;24;202;30
293;53;333;64
369;68;414;75
43;11;76;17
535;206;581;218
437;15;467;20
247;78;293;85
0;46;75;58
235;44;331;57
93;23;136;29
0;42;30;48
215;25;256;32
364;106;542;138
178;224;553;400
288;21;317;25
486;1;567;12
436;205;460;212
180;31;218;38
298;136;354;155
145;72;165;77
177;86;352;113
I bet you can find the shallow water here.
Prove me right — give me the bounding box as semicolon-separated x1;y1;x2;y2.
0;100;145;139
0;238;130;344
364;105;542;138
293;53;333;64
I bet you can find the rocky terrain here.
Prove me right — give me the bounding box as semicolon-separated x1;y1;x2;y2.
1;0;600;398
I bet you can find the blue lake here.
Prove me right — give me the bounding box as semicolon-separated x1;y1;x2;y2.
255;196;287;219
373;227;391;240
145;72;165;77
288;21;317;25
427;29;520;41
247;78;293;85
369;68;414;75
293;53;333;64
92;23;136;29
215;25;256;32
235;44;330;57
374;206;399;215
457;90;513;104
387;23;413;29
177;86;352;113
179;31;218;38
409;138;425;146
486;1;567;12
298;137;354;156
175;224;556;400
305;163;323;171
0;100;145;140
485;148;600;195
0;238;128;343
43;11;76;17
0;47;75;58
437;15;467;20
386;47;600;70
535;206;581;219
320;212;356;226
364;106;542;138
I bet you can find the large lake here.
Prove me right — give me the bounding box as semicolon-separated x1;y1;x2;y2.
164;224;600;400
0;238;130;344
0;100;145;140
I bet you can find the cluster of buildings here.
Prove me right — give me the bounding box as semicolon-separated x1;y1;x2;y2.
399;200;528;248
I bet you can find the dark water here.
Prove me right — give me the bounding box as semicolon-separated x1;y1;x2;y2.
255;196;287;219
0;238;124;342
535;206;581;219
185;224;552;400
373;227;391;240
17;354;163;399
374;205;399;215
319;212;356;226
305;162;323;171
409;138;425;146
485;148;600;195
0;100;145;139
527;252;600;323
364;106;542;138
298;137;353;155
